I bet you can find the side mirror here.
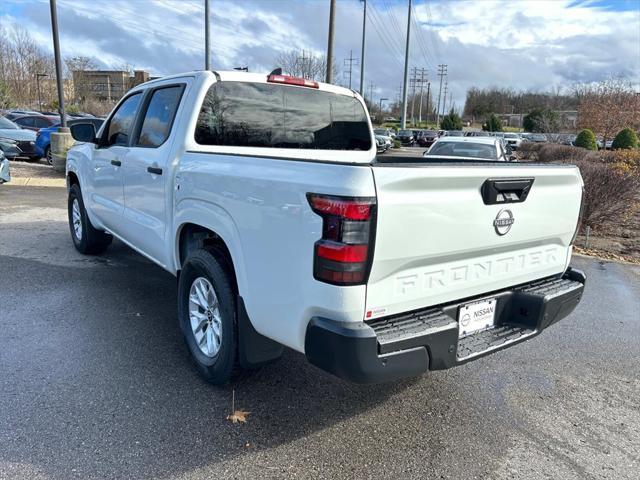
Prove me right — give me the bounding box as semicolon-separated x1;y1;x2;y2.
70;123;97;143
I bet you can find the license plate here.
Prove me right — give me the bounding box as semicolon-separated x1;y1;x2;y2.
458;298;496;338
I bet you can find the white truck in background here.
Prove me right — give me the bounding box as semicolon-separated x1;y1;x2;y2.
66;70;586;384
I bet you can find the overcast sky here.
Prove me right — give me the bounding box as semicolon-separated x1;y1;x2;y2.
2;0;639;110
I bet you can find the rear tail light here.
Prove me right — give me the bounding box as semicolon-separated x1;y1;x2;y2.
267;74;319;89
307;193;376;286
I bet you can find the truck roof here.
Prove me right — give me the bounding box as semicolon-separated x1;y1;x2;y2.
138;70;357;97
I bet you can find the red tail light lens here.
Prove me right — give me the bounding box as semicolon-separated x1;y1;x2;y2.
307;194;376;286
267;74;319;89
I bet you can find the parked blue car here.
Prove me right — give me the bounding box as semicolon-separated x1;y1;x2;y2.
36;117;104;165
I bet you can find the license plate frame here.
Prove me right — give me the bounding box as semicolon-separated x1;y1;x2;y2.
458;298;497;338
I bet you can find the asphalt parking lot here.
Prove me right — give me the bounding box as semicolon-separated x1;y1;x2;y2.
1;182;639;480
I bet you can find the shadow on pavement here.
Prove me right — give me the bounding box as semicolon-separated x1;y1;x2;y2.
0;227;418;479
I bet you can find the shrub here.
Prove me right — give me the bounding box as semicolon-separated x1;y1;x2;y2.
575;129;598;150
523;108;560;133
482;113;502;132
393;139;401;149
440;109;463;130
574;159;640;230
535;144;587;164
612;128;639;150
516;143;639;231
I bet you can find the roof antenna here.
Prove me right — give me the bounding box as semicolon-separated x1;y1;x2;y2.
269;68;282;76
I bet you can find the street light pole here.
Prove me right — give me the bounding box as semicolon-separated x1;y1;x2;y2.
49;0;66;127
400;0;412;129
326;0;336;83
204;0;210;69
359;0;367;95
36;73;48;112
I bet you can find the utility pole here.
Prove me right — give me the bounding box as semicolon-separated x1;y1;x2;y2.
425;81;431;125
435;64;447;127
298;50;309;78
368;81;374;106
400;0;412;129
343;50;359;90
49;0;66;127
326;0;336;83
359;0;367;95
418;68;426;125
442;81;448;116
410;66;418;127
204;0;210;69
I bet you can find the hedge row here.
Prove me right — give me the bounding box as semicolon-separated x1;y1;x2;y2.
519;144;639;231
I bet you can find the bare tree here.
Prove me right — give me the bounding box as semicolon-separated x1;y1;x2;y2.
0;25;55;108
65;55;98;102
274;50;338;82
576;77;640;147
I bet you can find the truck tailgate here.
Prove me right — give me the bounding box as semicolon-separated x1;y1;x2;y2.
365;163;583;320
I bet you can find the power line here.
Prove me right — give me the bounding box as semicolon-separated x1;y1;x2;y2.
368;4;404;58
366;6;405;71
400;0;412;129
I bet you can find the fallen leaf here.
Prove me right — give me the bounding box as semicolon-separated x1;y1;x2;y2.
227;410;250;424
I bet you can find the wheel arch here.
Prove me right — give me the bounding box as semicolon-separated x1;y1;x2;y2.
175;220;247;298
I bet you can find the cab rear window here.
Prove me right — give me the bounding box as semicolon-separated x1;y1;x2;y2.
194;82;371;151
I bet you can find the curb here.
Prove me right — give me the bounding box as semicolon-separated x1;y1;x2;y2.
4;177;66;187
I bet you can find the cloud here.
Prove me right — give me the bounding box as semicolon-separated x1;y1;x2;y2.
1;0;638;112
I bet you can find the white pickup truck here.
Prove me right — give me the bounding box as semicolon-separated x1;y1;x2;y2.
66;70;586;384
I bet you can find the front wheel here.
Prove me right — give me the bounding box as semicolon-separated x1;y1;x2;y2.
68;183;112;254
178;249;242;385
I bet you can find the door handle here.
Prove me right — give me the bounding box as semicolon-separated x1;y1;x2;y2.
481;178;534;205
111;159;121;167
147;166;163;175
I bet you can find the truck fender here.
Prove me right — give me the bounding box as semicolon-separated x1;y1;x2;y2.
173;199;249;298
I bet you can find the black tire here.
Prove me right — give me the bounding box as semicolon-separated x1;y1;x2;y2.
68;183;112;254
178;249;242;385
45;146;52;166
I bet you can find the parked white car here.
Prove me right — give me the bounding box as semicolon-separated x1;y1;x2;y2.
424;136;515;162
503;133;525;150
66;70;586;384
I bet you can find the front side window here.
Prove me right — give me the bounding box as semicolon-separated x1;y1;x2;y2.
137;86;184;147
106;93;142;147
195;82;371;151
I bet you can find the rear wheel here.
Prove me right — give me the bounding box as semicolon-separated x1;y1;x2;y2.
45;146;52;166
68;183;112;254
178;249;241;385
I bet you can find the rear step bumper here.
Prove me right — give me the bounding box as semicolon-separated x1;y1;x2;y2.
305;267;586;384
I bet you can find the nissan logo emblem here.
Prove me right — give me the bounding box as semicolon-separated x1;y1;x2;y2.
494;209;514;235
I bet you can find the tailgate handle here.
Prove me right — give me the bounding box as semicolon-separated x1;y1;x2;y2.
481;178;534;205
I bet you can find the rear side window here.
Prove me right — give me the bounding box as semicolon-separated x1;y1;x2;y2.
195;82;371;150
137;86;184;147
16;117;35;128
33;117;51;128
106;93;142;147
